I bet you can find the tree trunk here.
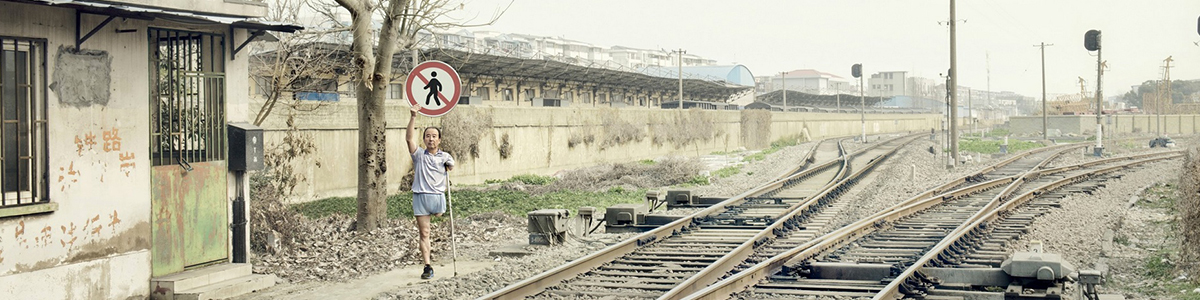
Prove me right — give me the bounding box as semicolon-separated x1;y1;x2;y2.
355;84;388;231
346;0;382;231
352;0;406;232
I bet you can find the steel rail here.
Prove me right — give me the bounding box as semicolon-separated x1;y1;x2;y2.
874;150;1185;299
677;144;1107;300
657;134;921;299
680;150;1180;300
477;134;883;299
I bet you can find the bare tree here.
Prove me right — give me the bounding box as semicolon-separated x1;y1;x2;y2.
328;0;506;231
250;0;352;126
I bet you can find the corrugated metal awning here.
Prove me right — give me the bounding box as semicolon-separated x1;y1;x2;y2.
6;0;303;57
8;0;303;32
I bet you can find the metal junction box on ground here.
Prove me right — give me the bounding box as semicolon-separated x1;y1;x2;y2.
605;204;648;227
665;189;726;208
1002;252;1074;281
527;209;570;245
666;189;693;207
227;123;264;171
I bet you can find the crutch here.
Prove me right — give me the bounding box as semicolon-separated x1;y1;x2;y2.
446;174;459;277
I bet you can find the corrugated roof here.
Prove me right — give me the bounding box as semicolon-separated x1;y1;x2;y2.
11;0;302;32
638;65;755;87
418;49;751;100
782;69;844;80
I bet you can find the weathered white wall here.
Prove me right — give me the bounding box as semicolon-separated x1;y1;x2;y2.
0;4;153;299
1011;115;1200;136
0;2;254;299
227;28;255;267
256;101;939;202
0;251;150;299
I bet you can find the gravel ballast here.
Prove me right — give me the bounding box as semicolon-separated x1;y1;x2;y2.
244;134;1190;299
1015;159;1184;299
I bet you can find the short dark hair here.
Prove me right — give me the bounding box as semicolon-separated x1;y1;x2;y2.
423;127;442;137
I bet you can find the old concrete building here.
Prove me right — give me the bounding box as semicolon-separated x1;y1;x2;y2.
867;71;907;97
0;0;297;299
756;69;852;96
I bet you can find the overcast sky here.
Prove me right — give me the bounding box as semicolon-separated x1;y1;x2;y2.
453;0;1200;100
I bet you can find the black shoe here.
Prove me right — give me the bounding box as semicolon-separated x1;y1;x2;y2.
421;265;434;279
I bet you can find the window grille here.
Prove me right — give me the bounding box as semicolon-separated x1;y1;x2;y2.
389;83;402;99
0;36;48;207
149;28;226;167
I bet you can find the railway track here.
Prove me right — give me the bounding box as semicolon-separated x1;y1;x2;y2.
733;141;1080;272
479;133;922;299
875;150;1183;299
681;147;1182;300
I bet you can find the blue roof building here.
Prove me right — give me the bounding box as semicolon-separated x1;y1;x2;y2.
639;65;756;87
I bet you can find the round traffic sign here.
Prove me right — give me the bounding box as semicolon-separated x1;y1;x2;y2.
405;60;461;117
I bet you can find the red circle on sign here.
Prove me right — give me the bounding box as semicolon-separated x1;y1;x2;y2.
405;61;462;117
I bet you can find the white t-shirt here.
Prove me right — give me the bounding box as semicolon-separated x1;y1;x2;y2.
411;147;455;194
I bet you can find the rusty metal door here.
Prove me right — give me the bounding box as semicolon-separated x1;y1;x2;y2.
148;28;228;277
151;163;227;276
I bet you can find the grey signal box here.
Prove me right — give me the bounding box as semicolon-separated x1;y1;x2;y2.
228;123;264;171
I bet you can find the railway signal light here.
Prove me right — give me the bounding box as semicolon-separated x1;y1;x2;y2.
1084;30;1101;51
851;64;862;78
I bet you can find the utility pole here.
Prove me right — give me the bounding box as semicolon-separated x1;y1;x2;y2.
1095;49;1103;155
1035;43;1053;140
943;74;951;164
985;51;989;138
860;72;866;142
853;64;865;142
674;48;685;110
1084;29;1104;156
968;90;974;138
949;0;959;166
782;71;788;112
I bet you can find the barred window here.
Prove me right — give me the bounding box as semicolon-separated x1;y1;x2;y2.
0;37;48;207
389;83;402;99
149;28;225;167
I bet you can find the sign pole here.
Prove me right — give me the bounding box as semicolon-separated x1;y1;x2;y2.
447;175;457;277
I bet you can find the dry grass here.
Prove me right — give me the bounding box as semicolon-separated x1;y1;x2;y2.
650;109;721;148
740;109;772;149
250;117;317;252
498;133;512;159
488;156;703;195
599;108;645;150
1179;147;1200;278
439;107;493;159
568;127;596;149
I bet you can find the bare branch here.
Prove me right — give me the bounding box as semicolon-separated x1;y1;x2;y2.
332;0;367;16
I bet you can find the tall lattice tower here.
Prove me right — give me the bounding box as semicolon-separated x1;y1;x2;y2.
1158;56;1174;113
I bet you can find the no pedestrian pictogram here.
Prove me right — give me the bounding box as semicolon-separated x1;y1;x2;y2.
405;60;461;117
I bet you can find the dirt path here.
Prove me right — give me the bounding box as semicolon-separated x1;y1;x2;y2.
233;260;496;300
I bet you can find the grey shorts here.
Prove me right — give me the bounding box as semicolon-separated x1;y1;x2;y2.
412;193;446;216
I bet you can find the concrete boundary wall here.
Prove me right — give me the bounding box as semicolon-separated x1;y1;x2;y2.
1011;115;1200;136
262;103;939;202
